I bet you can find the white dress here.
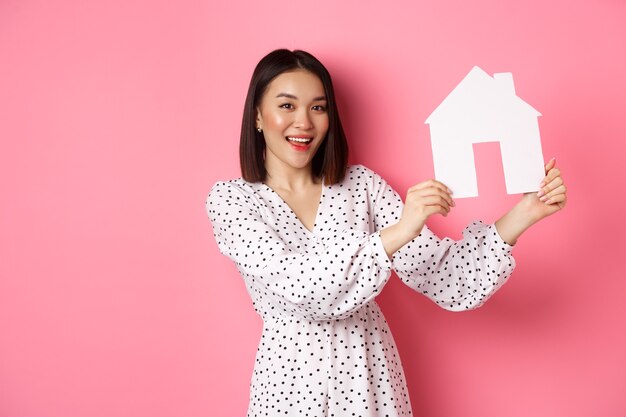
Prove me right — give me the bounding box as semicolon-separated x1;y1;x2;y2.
206;164;515;416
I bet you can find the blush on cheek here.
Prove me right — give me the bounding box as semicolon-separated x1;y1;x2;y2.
318;118;329;136
263;112;289;130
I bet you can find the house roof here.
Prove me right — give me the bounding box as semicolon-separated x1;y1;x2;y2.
425;66;541;124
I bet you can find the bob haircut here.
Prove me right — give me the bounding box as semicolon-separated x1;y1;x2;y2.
240;49;348;185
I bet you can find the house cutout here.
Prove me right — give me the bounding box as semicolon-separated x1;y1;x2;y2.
425;66;545;198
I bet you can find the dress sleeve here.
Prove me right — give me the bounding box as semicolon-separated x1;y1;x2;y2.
368;168;516;311
205;181;393;321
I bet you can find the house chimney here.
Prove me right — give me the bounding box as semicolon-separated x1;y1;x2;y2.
494;72;516;95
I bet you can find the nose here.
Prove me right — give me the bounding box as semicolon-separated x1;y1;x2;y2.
294;109;313;129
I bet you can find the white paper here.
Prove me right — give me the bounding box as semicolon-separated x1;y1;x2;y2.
425;66;546;198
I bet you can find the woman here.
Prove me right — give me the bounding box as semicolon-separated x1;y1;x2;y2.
206;49;567;416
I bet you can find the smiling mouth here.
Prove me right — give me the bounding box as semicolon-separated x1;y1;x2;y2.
286;136;313;144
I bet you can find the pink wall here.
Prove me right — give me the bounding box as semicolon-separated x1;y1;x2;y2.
1;0;625;416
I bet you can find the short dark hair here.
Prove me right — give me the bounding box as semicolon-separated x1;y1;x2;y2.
239;49;348;185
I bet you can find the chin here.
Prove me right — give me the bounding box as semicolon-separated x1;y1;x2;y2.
287;159;313;170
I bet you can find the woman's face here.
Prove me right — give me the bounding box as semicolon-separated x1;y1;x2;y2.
256;69;329;176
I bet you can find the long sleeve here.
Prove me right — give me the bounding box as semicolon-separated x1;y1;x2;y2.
205;180;393;321
367;168;516;311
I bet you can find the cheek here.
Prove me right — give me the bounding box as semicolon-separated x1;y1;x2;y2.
263;111;289;131
318;116;330;135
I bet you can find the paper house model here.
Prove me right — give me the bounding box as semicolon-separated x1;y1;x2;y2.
425;66;545;198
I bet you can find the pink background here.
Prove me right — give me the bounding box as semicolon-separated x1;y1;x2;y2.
1;0;625;416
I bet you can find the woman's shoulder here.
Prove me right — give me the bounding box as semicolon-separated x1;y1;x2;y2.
206;177;260;208
342;164;388;186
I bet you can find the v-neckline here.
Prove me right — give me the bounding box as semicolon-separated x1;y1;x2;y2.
261;177;325;235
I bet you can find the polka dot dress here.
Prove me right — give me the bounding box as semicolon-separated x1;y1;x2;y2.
206;165;515;416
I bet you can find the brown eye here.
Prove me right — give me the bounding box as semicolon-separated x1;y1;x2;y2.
279;103;294;109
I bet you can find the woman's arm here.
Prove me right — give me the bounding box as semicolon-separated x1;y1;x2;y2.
371;158;566;311
495;158;567;245
381;158;567;255
379;179;453;258
366;168;514;311
206;181;393;321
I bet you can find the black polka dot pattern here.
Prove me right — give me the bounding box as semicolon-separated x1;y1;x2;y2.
206;164;515;416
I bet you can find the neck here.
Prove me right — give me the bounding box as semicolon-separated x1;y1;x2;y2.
264;164;320;192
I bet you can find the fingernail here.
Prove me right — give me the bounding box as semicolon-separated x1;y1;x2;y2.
539;195;548;202
451;200;456;206
545;198;552;204
539;181;546;188
537;190;545;197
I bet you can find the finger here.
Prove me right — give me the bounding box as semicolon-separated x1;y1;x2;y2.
539;168;561;188
545;192;567;206
408;182;451;198
419;195;452;212
544;157;556;173
537;176;563;198
407;186;453;207
408;179;452;195
425;205;450;217
540;184;567;202
420;202;451;218
411;187;455;207
407;195;451;215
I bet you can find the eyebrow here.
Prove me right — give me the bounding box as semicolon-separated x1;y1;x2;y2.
275;93;327;101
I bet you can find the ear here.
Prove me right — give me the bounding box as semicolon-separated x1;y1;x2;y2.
255;107;262;129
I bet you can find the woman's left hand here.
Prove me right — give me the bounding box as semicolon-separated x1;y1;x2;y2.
495;158;567;245
521;157;568;222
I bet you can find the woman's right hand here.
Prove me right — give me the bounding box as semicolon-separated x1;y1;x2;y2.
380;179;454;259
398;179;455;239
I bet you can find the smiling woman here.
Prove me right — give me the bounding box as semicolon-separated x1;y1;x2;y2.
256;70;329;177
252;70;330;232
239;50;348;186
205;49;567;416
